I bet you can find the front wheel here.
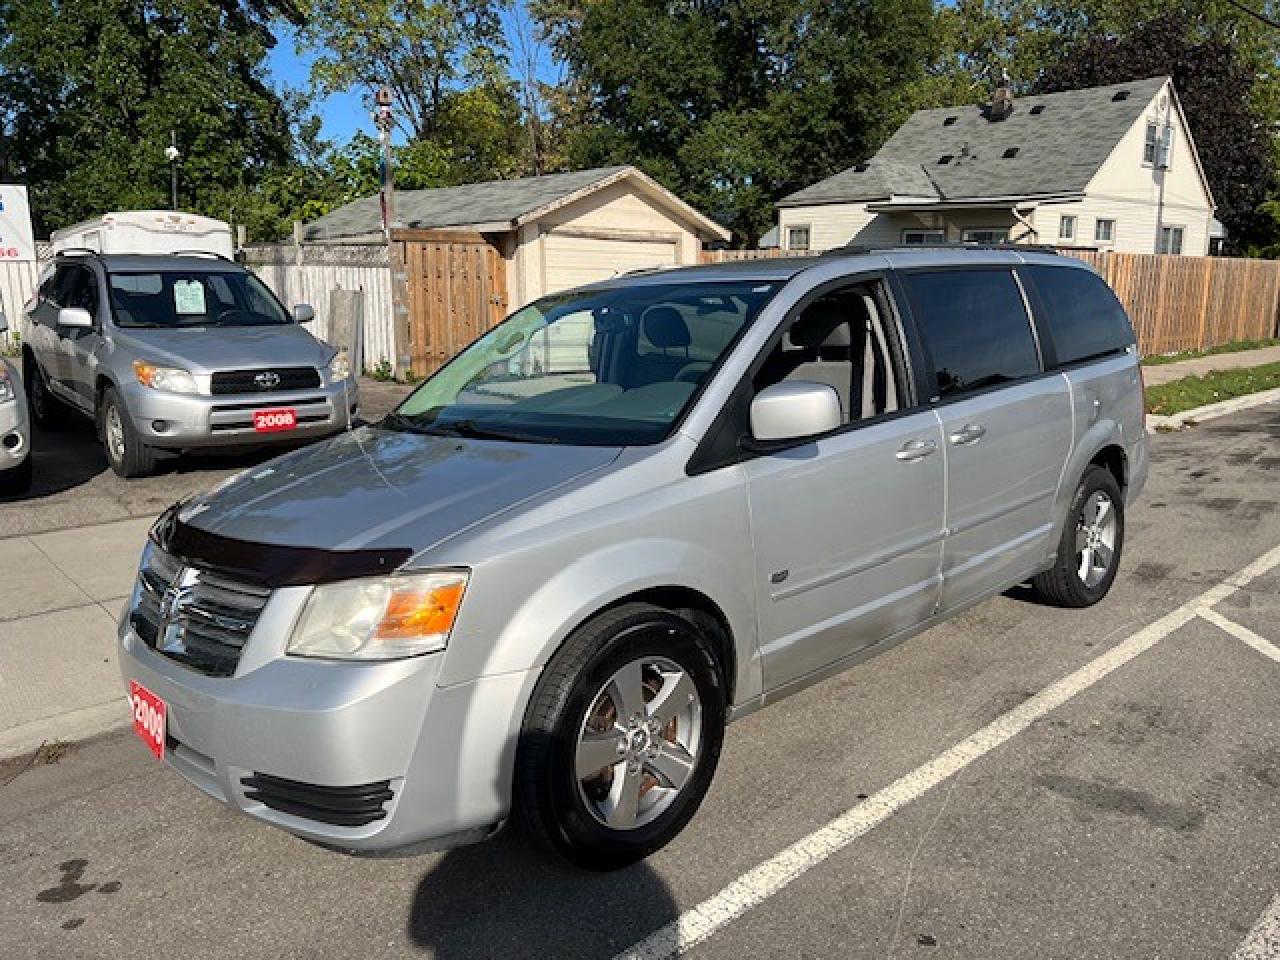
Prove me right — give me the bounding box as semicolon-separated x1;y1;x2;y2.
23;354;64;430
515;604;726;870
100;387;157;479
1030;465;1124;607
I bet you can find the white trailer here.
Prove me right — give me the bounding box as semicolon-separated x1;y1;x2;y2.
51;211;235;258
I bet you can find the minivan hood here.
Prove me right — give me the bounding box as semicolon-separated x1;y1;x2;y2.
113;324;331;373
179;426;623;554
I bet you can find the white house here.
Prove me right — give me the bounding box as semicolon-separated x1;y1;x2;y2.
303;165;730;307
777;76;1215;256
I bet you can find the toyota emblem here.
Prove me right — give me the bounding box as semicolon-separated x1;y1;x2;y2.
254;371;281;390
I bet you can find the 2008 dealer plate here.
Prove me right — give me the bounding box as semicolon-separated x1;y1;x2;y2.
129;680;166;760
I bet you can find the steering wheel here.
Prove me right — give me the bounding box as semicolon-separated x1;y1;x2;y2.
675;362;712;384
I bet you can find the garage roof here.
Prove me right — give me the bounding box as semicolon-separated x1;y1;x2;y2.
303;165;730;242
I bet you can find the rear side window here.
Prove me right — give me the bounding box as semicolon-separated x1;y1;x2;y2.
899;269;1040;399
1025;265;1134;365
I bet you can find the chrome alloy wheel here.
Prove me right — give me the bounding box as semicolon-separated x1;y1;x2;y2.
1076;490;1117;588
575;657;703;831
105;403;126;463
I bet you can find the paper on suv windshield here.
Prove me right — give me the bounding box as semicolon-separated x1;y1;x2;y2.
173;279;207;316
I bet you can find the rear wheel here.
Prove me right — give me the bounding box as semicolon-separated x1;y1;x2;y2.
1030;465;1124;607
23;353;64;430
515;603;726;870
100;387;157;479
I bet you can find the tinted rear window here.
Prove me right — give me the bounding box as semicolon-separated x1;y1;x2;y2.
899;269;1040;399
1025;265;1134;365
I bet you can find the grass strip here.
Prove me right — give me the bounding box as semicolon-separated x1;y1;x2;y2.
1145;361;1280;415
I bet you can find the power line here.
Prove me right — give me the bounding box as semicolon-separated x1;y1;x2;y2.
1224;0;1280;31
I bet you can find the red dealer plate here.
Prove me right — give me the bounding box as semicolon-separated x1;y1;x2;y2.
253;408;297;433
129;680;166;760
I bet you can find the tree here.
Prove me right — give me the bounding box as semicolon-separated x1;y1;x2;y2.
0;0;303;236
1033;11;1279;254
534;0;939;244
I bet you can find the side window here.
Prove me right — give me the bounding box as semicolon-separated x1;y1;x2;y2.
58;265;99;314
755;283;901;425
1024;266;1134;365
899;269;1040;400
39;268;63;306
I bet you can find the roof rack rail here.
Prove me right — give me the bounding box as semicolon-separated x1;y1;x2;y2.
171;249;233;261
54;247;101;258
823;241;1065;256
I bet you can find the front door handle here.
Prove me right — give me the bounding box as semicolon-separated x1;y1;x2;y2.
896;438;938;462
948;423;987;446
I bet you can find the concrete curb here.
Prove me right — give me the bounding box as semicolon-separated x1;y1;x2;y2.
0;698;129;760
1147;387;1280;433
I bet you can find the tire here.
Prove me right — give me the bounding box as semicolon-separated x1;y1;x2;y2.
99;386;157;479
0;455;32;495
23;353;65;430
515;603;726;870
1030;465;1125;607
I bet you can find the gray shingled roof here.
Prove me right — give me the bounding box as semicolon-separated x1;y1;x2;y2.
303;166;631;240
779;76;1169;207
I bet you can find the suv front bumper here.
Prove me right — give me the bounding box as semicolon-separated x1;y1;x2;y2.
0;395;30;471
120;377;360;449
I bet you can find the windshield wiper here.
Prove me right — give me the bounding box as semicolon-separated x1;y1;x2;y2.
434;419;560;444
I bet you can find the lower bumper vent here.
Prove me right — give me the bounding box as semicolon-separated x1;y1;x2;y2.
240;773;393;827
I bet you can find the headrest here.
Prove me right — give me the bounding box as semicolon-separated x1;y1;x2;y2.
791;298;853;349
642;306;691;349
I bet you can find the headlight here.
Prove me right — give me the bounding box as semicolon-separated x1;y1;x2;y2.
329;350;352;382
286;570;468;660
134;360;198;394
0;373;13;404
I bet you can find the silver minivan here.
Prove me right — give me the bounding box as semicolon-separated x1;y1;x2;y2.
118;246;1147;869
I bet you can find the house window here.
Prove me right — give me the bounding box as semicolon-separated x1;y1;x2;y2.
962;229;1010;244
902;229;945;245
1158;226;1185;255
1157;125;1175;169
786;226;811;251
1144;123;1158;165
1095;219;1116;243
1058;215;1076;241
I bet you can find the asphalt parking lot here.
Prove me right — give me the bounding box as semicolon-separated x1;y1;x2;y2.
1;403;1278;959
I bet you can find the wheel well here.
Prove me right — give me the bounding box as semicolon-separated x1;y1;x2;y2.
1090;444;1127;491
95;375;115;410
598;587;737;705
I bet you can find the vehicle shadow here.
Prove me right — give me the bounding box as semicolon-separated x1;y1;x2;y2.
406;827;677;959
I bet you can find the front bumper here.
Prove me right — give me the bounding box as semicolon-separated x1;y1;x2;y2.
117;585;537;853
0;398;30;470
119;377;360;449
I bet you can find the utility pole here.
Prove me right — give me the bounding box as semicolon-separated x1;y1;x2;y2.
375;86;413;380
164;131;181;211
374;87;396;239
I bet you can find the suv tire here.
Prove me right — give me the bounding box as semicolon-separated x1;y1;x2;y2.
100;386;157;479
1031;465;1124;607
515;603;726;870
23;353;65;430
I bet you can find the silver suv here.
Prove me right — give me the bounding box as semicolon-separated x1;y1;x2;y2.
118;246;1147;869
21;252;358;477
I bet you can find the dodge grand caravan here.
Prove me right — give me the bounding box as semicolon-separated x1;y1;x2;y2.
119;246;1147;869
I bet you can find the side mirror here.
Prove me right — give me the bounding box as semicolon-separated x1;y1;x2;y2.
749;381;842;443
293;303;315;324
58;307;93;329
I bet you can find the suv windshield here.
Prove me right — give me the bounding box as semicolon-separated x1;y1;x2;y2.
107;269;291;328
390;280;780;446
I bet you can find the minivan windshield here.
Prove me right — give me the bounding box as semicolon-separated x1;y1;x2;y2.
389;280;780;446
107;270;292;328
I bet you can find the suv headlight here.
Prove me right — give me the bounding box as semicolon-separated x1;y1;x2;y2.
329;350;352;382
286;570;468;660
134;360;198;395
0;372;13;404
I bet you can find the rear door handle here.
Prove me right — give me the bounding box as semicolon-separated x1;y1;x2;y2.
896;438;938;462
948;423;987;445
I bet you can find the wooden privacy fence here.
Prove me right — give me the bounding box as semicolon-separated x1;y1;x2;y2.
701;247;1280;356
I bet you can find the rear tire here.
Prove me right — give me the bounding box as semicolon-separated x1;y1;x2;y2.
515;603;726;870
100;386;157;478
23;353;65;430
1030;465;1124;607
0;455;32;495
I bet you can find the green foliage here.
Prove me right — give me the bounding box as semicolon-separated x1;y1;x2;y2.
1142;338;1280;366
366;358;395;381
1144;362;1280;415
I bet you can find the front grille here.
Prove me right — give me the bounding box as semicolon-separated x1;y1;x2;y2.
240;773;394;827
211;367;321;395
129;545;271;677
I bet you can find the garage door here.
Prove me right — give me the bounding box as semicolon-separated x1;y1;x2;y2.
543;233;678;294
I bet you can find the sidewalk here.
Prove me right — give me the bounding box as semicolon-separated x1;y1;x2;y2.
1143;344;1280;386
0;516;149;758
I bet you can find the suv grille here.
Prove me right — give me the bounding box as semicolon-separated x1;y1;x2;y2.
211;367;321;395
240;773;394;827
129;545;271;677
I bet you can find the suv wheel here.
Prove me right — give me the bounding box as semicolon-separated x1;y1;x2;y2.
516;603;726;870
100;387;157;479
23;354;64;430
1030;464;1124;607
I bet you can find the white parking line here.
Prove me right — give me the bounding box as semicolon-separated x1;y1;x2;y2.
1199;607;1280;665
616;543;1280;960
1232;894;1280;960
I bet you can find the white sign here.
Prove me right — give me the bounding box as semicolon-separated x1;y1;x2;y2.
0;185;37;261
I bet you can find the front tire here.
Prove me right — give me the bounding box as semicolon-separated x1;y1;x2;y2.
515;603;726;870
23;354;64;430
1030;465;1124;607
100;387;157;478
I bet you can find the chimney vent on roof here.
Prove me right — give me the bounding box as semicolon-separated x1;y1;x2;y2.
1030;104;1046;115
987;67;1014;121
1112;90;1131;102
938;154;954;165
1003;147;1020;158
943;116;957;126
854;162;871;173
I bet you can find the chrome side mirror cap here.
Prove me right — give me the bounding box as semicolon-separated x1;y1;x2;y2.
749;381;842;443
293;303;315;324
57;307;93;329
